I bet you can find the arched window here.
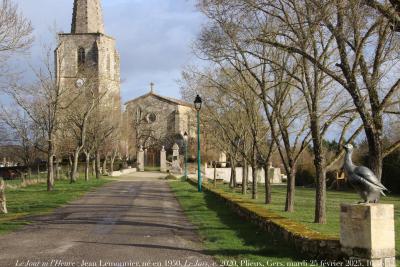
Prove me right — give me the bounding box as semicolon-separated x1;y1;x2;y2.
92;45;98;65
78;47;85;66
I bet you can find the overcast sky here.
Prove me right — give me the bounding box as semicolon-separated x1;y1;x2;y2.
14;0;205;103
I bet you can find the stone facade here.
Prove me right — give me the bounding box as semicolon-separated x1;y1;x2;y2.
56;0;120;111
124;91;195;156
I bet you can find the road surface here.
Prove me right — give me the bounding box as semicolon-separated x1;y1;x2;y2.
0;172;217;267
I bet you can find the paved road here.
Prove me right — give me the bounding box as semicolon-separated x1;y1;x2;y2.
0;172;217;267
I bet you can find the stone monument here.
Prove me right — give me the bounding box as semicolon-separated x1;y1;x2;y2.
171;143;182;174
219;152;227;167
340;203;395;267
268;162;282;184
0;179;7;214
160;146;167;173
137;146;144;172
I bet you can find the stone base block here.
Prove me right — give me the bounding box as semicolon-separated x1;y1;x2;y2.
340;203;395;267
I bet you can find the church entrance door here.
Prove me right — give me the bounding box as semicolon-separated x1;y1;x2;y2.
145;148;160;169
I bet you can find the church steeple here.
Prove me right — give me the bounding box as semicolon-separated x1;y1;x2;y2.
71;0;105;34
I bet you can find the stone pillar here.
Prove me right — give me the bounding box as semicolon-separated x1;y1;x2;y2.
0;179;7;214
171;143;182;174
160;146;167;173
144;148;148;167
137;146;144;172
340;204;395;267
219;152;227;167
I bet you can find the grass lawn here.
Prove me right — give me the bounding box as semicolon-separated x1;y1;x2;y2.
0;177;110;235
212;182;400;262
169;181;319;267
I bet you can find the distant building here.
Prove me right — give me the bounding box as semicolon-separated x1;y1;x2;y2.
124;88;195;162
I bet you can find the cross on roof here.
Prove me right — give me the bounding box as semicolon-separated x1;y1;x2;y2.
150;82;155;93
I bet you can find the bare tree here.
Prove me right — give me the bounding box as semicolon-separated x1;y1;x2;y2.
3;48;72;191
64;70;104;183
87;104;119;179
0;109;38;175
255;0;400;181
364;0;400;30
0;0;33;71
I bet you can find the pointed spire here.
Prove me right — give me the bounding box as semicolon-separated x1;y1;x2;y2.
71;0;105;34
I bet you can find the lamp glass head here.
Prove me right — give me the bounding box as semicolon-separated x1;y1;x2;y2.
194;95;202;111
183;132;188;141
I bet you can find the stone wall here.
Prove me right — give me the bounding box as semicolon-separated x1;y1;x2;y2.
204;165;283;184
187;179;343;261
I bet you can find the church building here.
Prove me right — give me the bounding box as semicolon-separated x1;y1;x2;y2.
56;0;195;163
55;0;121;111
124;86;196;160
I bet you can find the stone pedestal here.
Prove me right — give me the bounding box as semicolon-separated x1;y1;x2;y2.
160;146;167;173
340;204;395;267
268;166;282;184
137;146;144;172
0;179;7;214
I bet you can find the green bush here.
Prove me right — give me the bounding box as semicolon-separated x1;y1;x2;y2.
295;169;315;186
382;151;400;194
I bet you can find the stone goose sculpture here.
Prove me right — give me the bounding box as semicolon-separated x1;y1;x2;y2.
343;144;388;203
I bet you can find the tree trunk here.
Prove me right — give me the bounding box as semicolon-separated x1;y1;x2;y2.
47;140;54;192
85;152;90;181
0;179;7;214
230;159;237;188
365;127;383;180
251;164;257;200
264;163;272;204
70;149;80;183
213;161;217;187
102;155;108;175
314;158;326;223
55;159;60;180
232;160;237;187
242;160;248;195
285;167;296;212
251;145;257;200
92;158;96;176
110;152;116;174
310;121;327;223
95;150;101;179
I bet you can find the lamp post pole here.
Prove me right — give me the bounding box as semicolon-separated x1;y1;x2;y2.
184;132;188;180
196;110;202;192
194;95;203;192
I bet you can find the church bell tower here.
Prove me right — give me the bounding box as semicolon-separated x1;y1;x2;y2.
55;0;121;110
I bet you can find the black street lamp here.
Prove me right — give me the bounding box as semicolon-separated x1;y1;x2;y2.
194;95;202;192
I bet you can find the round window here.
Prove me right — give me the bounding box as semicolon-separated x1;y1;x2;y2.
146;113;157;124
